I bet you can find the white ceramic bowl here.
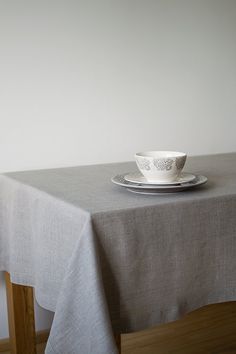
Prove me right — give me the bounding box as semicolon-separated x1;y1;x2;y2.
135;151;187;183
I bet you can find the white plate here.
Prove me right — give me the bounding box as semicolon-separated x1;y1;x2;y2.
124;172;196;185
111;173;207;193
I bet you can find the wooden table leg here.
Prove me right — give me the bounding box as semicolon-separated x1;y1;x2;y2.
114;333;121;354
5;272;36;354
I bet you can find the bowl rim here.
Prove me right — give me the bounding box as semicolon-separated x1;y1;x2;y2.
135;151;186;158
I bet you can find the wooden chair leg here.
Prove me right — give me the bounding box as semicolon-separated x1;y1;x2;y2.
5;272;36;354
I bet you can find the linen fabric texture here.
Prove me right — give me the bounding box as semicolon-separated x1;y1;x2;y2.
0;153;236;354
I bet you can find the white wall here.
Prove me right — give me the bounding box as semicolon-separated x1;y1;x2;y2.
1;0;236;338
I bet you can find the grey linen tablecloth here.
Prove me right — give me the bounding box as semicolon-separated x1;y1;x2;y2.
0;153;236;354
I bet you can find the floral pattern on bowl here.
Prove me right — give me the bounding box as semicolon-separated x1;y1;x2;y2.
153;158;174;171
176;156;187;170
136;158;151;171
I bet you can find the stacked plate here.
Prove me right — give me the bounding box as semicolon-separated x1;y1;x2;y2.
111;172;207;195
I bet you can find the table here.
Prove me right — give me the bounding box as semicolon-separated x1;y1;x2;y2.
1;153;236;354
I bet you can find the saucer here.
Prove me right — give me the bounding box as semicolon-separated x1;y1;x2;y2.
124;172;196;185
111;174;207;193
